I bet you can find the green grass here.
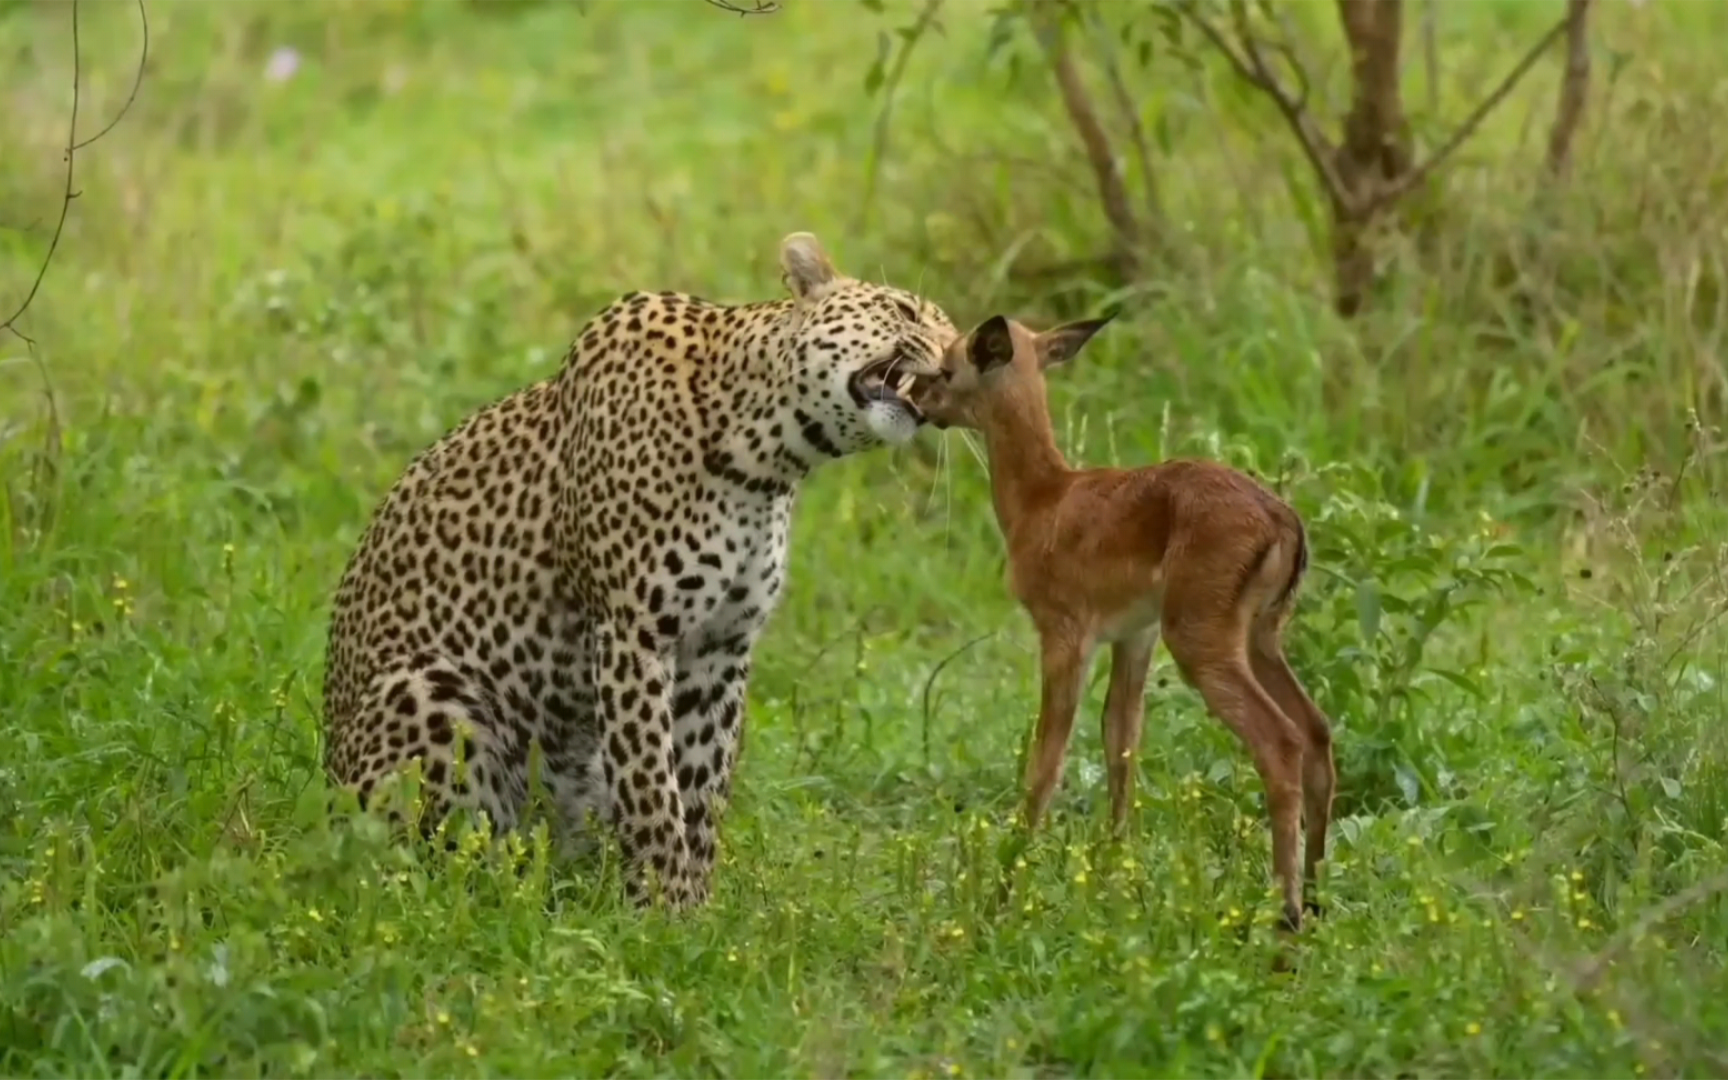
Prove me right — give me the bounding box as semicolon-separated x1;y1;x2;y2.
4;0;1728;1075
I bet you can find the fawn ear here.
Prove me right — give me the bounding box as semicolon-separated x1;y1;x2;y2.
779;232;840;302
968;315;1015;374
1035;313;1115;370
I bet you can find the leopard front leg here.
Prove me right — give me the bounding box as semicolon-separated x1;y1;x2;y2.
672;632;752;904
593;621;693;909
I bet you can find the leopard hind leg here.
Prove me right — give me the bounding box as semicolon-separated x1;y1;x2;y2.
329;655;528;847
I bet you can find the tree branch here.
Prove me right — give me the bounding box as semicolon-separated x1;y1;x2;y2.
72;0;148;152
1177;0;1347;210
2;0;149;346
1084;7;1168;250
1031;0;1141;277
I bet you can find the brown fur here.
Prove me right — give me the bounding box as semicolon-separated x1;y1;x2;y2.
914;314;1337;931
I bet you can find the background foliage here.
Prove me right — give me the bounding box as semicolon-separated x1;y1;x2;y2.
3;0;1727;1075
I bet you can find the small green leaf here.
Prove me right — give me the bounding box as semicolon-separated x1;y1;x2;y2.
1354;577;1382;642
1429;668;1487;701
1355;576;1382;643
985;7;1020;58
1379;593;1413;615
1394;764;1421;805
862;30;891;94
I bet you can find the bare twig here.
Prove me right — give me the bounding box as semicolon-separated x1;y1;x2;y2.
920;631;996;767
72;0;148;152
2;0;149;346
703;0;779;14
1544;0;1594;180
1031;1;1141;277
2;3;82;347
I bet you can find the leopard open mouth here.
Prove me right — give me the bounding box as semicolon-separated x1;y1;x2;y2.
848;348;937;421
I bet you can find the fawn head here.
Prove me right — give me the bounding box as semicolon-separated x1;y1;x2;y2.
911;312;1116;430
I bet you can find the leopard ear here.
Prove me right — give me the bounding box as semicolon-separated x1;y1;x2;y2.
779;232;840;303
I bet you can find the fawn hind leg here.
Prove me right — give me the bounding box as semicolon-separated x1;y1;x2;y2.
1101;630;1157;834
1163;591;1308;930
1249;612;1336;911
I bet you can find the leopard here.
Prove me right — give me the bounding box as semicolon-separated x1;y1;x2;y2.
321;232;958;908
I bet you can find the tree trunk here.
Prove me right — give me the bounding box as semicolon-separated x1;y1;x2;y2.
1544;0;1593;180
1332;0;1412;316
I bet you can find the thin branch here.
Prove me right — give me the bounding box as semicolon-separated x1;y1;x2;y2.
2;2;82;346
1376;10;1572;211
920;631;995;768
1247;0;1314;113
72;0;148;152
2;0;149;346
702;0;780;14
1084;6;1168;252
1183;0;1568;219
1032;0;1141;276
1177;0;1347;209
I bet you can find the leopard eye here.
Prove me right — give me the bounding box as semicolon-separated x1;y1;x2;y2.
892;299;919;322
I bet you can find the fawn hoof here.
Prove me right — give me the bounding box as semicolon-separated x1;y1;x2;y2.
1303;897;1327;921
1278;905;1304;934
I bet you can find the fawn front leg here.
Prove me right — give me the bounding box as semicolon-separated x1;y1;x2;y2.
1101;631;1157;833
1022;629;1091;832
593;621;691;909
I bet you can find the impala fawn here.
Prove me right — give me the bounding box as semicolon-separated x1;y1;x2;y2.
911;313;1336;930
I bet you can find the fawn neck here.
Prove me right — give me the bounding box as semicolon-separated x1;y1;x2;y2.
976;379;1072;541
